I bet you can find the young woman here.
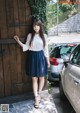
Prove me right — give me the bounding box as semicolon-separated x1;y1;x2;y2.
14;19;50;108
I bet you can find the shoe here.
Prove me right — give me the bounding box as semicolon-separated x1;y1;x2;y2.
34;96;39;109
34;104;39;109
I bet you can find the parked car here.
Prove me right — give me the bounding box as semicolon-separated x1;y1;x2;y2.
48;43;78;82
59;44;80;113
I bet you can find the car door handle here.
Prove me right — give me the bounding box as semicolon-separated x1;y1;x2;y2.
74;79;80;85
69;73;80;85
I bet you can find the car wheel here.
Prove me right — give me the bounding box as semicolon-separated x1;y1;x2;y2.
59;80;65;100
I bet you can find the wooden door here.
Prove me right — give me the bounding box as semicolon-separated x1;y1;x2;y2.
0;0;32;98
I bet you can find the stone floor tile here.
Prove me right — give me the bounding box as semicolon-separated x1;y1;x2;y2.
9;90;58;113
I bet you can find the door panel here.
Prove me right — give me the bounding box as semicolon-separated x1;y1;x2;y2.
69;65;80;113
0;0;32;98
0;45;4;98
63;63;72;94
64;64;80;113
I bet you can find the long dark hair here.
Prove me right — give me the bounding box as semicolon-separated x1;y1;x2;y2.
29;19;45;47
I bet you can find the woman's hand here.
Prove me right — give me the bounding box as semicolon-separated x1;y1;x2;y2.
14;35;19;42
47;61;50;68
14;35;24;47
46;57;50;68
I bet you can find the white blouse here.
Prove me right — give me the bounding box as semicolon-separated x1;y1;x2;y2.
22;33;49;57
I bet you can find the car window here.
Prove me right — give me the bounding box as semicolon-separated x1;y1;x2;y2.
50;47;61;58
50;48;56;57
76;54;80;66
70;45;80;66
50;45;76;58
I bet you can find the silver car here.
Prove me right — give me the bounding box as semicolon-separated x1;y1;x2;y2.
48;43;77;82
59;44;80;113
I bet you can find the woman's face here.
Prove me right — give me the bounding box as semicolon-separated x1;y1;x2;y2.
33;25;40;33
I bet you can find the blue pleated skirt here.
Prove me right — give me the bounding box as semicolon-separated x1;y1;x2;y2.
25;50;48;77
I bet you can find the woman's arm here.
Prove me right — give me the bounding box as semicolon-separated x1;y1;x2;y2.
14;34;31;52
14;35;24;47
43;34;50;68
46;57;50;68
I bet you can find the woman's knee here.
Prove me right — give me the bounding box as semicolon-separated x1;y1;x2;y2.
39;77;44;81
32;77;38;81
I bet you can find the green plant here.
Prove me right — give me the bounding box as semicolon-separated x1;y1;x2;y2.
47;81;53;94
46;3;57;29
28;0;47;32
46;1;78;29
59;4;72;12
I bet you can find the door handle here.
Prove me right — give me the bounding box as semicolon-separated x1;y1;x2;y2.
74;79;80;85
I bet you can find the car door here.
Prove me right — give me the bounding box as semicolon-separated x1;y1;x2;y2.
64;45;80;113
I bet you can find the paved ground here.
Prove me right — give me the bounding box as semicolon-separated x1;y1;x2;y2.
0;86;76;113
0;90;58;113
51;83;76;113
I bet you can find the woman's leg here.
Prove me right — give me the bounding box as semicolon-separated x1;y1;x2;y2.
32;77;38;97
38;77;45;94
32;77;39;108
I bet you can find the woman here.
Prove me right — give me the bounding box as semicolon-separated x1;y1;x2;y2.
14;19;50;108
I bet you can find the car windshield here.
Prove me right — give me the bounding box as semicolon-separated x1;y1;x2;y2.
50;44;76;58
60;46;75;55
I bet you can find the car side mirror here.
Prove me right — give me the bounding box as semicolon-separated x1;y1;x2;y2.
64;61;68;67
